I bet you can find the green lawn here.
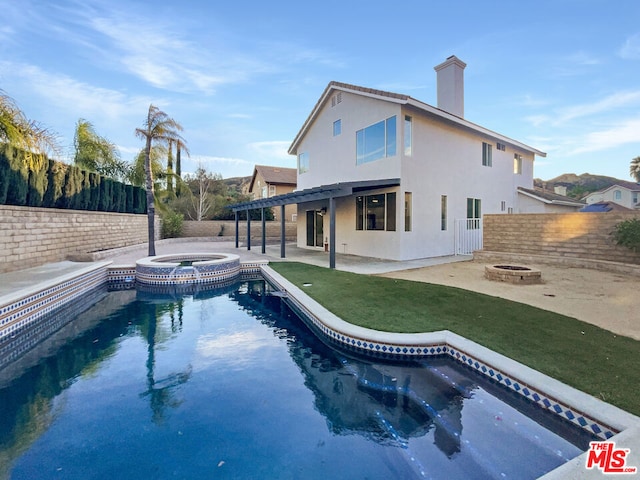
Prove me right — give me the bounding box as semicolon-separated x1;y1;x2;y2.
270;262;640;417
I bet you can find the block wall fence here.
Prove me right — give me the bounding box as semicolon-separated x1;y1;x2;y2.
0;206;298;274
482;212;640;265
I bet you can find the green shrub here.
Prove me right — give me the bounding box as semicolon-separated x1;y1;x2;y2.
161;210;184;238
613;218;640;252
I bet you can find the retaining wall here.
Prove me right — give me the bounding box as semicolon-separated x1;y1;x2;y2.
0;205;158;274
482;212;640;265
181;220;297;239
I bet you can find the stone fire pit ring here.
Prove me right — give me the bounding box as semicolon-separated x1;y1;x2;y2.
484;264;542;285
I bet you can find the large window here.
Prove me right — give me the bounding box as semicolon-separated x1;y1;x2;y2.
356;116;396;165
356;192;396;231
404;115;412;156
482;142;492;167
466;197;481;230
298;152;309;174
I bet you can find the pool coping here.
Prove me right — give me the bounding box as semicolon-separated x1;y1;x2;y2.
261;265;640;480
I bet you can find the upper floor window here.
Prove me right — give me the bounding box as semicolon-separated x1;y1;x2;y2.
404;115;412;156
482;142;492;167
261;186;267;198
298;152;309;174
356;116;396;165
269;185;276;197
496;142;506;151
513;154;523;175
333;119;342;136
614;190;622;200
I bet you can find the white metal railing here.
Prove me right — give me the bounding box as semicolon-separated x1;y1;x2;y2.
455;218;483;255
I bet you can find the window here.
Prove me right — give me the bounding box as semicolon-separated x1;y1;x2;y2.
333;119;342;136
614;190;622;200
356;192;396;231
513;154;522;174
404;115;412;156
331;92;343;107
404;192;412;231
466;197;481;229
261;186;267;198
501;200;506;212
298;152;309;174
441;195;447;231
633;193;638;205
497;142;506;151
269;185;276;197
482;142;492;167
356;116;397;165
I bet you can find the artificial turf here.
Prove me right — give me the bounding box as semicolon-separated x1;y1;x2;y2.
270;262;640;417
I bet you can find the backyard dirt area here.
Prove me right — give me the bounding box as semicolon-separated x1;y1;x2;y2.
378;261;640;341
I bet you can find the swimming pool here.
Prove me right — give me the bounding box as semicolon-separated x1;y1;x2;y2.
0;278;599;479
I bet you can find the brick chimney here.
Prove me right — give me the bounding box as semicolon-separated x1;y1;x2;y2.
434;55;466;117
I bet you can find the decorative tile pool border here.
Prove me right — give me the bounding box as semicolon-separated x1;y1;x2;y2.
260;266;630;442
0;263;109;342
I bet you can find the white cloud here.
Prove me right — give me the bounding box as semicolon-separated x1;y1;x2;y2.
551;91;640;125
247;141;292;162
619;33;640;60
568;117;640;155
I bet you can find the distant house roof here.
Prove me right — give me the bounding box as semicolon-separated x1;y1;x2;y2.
517;187;585;207
585;181;640;199
249;165;297;192
288;81;547;158
580;201;634;213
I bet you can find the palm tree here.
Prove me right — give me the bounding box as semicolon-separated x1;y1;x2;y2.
135;105;185;256
0;89;60;169
174;138;190;197
630;156;640;183
73;118;128;180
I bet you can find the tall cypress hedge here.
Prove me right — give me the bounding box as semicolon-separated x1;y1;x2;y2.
0;146;145;214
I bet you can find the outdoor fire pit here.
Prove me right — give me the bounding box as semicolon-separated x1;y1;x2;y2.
484;264;542;285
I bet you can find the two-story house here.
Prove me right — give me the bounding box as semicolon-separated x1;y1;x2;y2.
583;181;640;210
286;56;546;261
248;165;297;221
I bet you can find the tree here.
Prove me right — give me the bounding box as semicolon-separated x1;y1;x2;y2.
135;105;186;256
73;118;128;180
174;138;190;196
0;89;60;170
188;165;216;221
630;156;640;183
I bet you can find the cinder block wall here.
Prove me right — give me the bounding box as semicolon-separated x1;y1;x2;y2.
182;220;297;239
0;205;157;273
483;212;640;265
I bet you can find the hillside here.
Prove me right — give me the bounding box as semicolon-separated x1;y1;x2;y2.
222;175;252;195
534;173;629;199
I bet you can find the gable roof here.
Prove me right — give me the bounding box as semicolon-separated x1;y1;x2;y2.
517;187;585;207
586;181;640;197
249;165;297;192
288;81;547;158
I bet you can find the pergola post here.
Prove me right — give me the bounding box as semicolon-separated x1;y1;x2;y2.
261;207;266;254
280;205;286;258
246;209;251;250
234;211;239;248
329;197;336;269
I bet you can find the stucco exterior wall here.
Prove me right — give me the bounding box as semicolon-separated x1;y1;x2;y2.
0;205;156;274
517;194;583;213
482;212;640;265
293;88;538;261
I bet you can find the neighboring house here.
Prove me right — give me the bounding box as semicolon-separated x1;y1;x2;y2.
285;55;546;261
583;181;640;210
248;165;297;221
517;186;585;213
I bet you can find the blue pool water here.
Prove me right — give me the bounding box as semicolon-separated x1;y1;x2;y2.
0;279;596;479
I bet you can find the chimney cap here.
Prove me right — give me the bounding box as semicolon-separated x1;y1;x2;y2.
434;55;467;72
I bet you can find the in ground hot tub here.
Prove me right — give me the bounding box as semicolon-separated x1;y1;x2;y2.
136;253;241;286
484;264;542;285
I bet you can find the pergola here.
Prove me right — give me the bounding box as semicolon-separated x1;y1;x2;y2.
229;178;400;268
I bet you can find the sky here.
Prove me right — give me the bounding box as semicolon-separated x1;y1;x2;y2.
1;0;639;182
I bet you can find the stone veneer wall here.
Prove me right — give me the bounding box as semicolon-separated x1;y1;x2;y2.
482;212;640;265
181;220;297;239
0;205;157;274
